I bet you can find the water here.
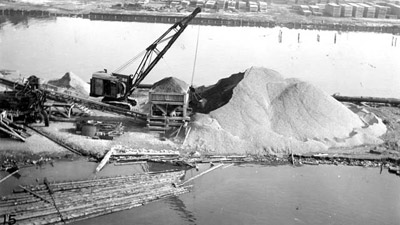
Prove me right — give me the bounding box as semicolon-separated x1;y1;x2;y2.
70;164;400;225
0;159;180;196
1;16;400;224
1;16;400;97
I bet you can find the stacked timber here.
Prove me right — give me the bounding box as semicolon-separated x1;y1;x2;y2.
387;3;400;19
325;3;341;17
205;0;216;10
258;1;268;12
227;0;236;11
309;5;322;16
340;4;353;17
249;1;258;12
0;171;188;225
359;3;375;18
110;145;181;164
348;3;363;18
196;0;206;7
216;0;226;10
182;0;190;7
375;5;389;18
237;1;247;12
301;5;312;16
316;3;326;11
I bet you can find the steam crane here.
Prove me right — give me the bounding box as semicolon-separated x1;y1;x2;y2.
89;7;201;110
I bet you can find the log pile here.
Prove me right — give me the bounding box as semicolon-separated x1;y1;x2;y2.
0;171;188;225
111;145;181;164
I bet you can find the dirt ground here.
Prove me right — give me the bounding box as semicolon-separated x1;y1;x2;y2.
1;98;400;167
1;0;400;27
1;1;400;170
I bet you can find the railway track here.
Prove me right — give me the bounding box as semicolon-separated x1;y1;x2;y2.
0;77;147;123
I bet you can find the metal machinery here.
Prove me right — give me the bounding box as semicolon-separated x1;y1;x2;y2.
0;75;49;140
147;77;191;136
89;7;201;110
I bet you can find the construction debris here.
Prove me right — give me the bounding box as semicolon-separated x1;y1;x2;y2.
0;75;49;128
0;111;31;142
76;119;124;140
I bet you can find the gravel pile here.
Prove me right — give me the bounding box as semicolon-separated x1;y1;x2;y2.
48;72;90;96
151;77;189;93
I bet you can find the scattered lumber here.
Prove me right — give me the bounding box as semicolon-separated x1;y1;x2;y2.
0;111;30;142
0;169;19;184
179;164;224;187
333;95;400;105
95;147;116;173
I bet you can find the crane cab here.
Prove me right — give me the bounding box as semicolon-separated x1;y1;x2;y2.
89;71;134;99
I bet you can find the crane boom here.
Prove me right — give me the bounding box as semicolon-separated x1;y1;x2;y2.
124;7;201;99
89;7;201;110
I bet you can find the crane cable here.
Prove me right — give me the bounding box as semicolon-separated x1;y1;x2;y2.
191;25;200;86
190;25;202;102
113;36;174;74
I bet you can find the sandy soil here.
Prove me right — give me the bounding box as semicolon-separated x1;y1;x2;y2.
1;73;400;168
1;0;400;27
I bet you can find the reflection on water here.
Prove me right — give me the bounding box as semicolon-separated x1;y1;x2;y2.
1;16;400;98
165;196;197;225
0;159;181;196
70;164;400;225
0;15;55;29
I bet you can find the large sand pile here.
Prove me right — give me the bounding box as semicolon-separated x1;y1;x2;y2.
184;67;387;155
48;72;90;96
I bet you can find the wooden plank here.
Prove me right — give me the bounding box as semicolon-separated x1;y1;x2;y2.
0;170;19;184
95;147;115;173
0;121;26;142
179;164;224;187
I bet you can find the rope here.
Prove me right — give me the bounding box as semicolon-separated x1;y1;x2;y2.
113;36;174;74
113;50;146;74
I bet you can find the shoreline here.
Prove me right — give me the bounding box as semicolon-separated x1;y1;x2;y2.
1;3;400;34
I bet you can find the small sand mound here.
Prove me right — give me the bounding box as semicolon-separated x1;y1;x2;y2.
48;72;90;96
185;67;386;155
151;77;189;93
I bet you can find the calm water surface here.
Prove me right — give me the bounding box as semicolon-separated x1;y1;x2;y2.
1;16;400;224
71;164;400;225
1;16;400;97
